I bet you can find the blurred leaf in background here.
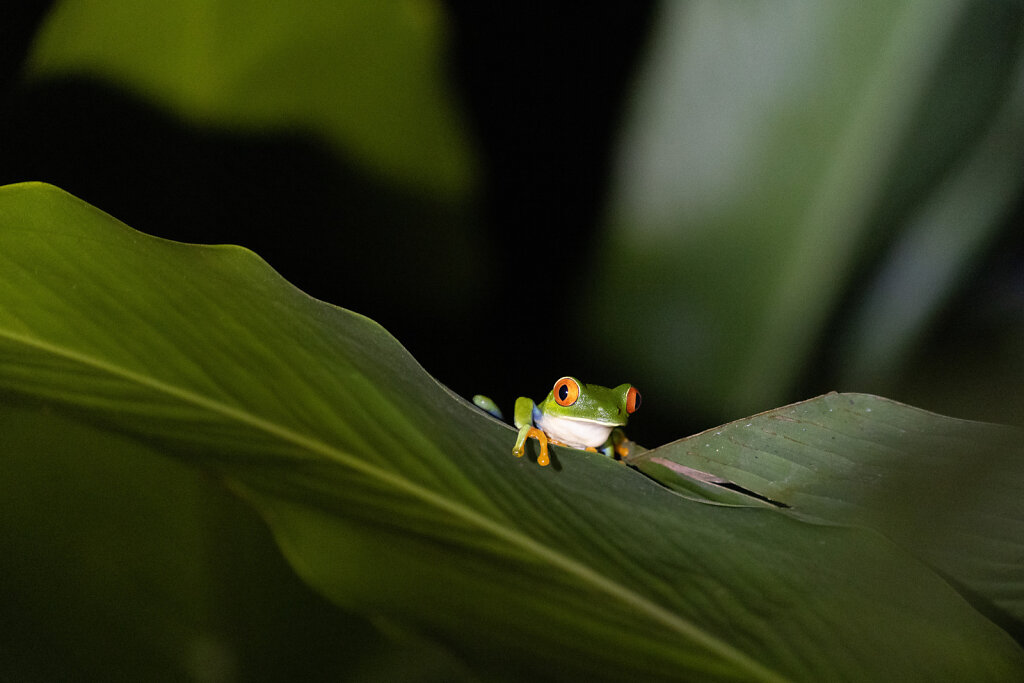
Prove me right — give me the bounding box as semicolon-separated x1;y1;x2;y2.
585;0;1024;432
26;0;474;197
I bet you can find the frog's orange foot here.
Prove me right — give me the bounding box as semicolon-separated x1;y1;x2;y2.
614;440;633;460
585;447;598;453
516;427;550;467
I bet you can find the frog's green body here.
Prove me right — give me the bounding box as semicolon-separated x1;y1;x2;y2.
474;377;640;467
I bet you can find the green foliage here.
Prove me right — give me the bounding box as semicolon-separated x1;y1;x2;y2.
2;183;1023;680
585;0;1024;420
26;0;474;197
632;393;1024;623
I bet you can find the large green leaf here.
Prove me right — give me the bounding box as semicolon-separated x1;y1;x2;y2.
2;183;1023;680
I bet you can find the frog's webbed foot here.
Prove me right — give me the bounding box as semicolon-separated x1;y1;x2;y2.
514;426;550;467
614;439;634;460
472;394;503;420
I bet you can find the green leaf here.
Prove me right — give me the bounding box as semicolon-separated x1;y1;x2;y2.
837;49;1024;386
2;183;1023;680
584;0;1023;418
630;393;1024;625
25;0;474;197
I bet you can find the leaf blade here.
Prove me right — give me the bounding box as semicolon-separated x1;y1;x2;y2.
633;392;1024;625
2;183;1022;680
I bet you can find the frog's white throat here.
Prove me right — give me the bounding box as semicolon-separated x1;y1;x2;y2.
534;411;616;449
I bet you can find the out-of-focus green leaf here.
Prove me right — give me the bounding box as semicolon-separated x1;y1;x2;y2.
25;0;474;197
631;393;1024;624
585;0;1023;419
2;183;1023;680
0;403;217;682
839;51;1024;386
0;401;413;682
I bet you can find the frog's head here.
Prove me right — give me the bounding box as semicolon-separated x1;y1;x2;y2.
539;376;640;427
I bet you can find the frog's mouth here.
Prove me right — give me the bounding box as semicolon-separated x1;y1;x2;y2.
534;413;621;450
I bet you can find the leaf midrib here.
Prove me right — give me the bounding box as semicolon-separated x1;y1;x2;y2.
0;327;787;683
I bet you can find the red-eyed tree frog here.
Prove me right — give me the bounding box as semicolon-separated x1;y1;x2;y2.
473;377;640;467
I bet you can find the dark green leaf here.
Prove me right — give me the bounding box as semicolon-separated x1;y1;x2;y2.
631;393;1024;626
2;183;1022;680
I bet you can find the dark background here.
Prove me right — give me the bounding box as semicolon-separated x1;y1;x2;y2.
2;1;1022;449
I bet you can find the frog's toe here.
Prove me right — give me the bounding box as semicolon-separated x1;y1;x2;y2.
532;428;551;467
515;426;550;466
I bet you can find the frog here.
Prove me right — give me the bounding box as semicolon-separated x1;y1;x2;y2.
473;377;640;467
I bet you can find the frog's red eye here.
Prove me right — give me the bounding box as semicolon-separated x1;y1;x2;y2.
626;387;641;414
553;377;580;406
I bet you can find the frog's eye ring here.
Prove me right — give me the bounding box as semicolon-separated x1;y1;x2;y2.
626;387;641;414
553;377;580;406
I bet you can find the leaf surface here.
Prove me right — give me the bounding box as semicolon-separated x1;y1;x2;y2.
632;393;1024;625
1;183;1022;681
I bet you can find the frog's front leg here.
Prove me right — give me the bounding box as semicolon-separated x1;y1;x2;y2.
512;396;550;466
